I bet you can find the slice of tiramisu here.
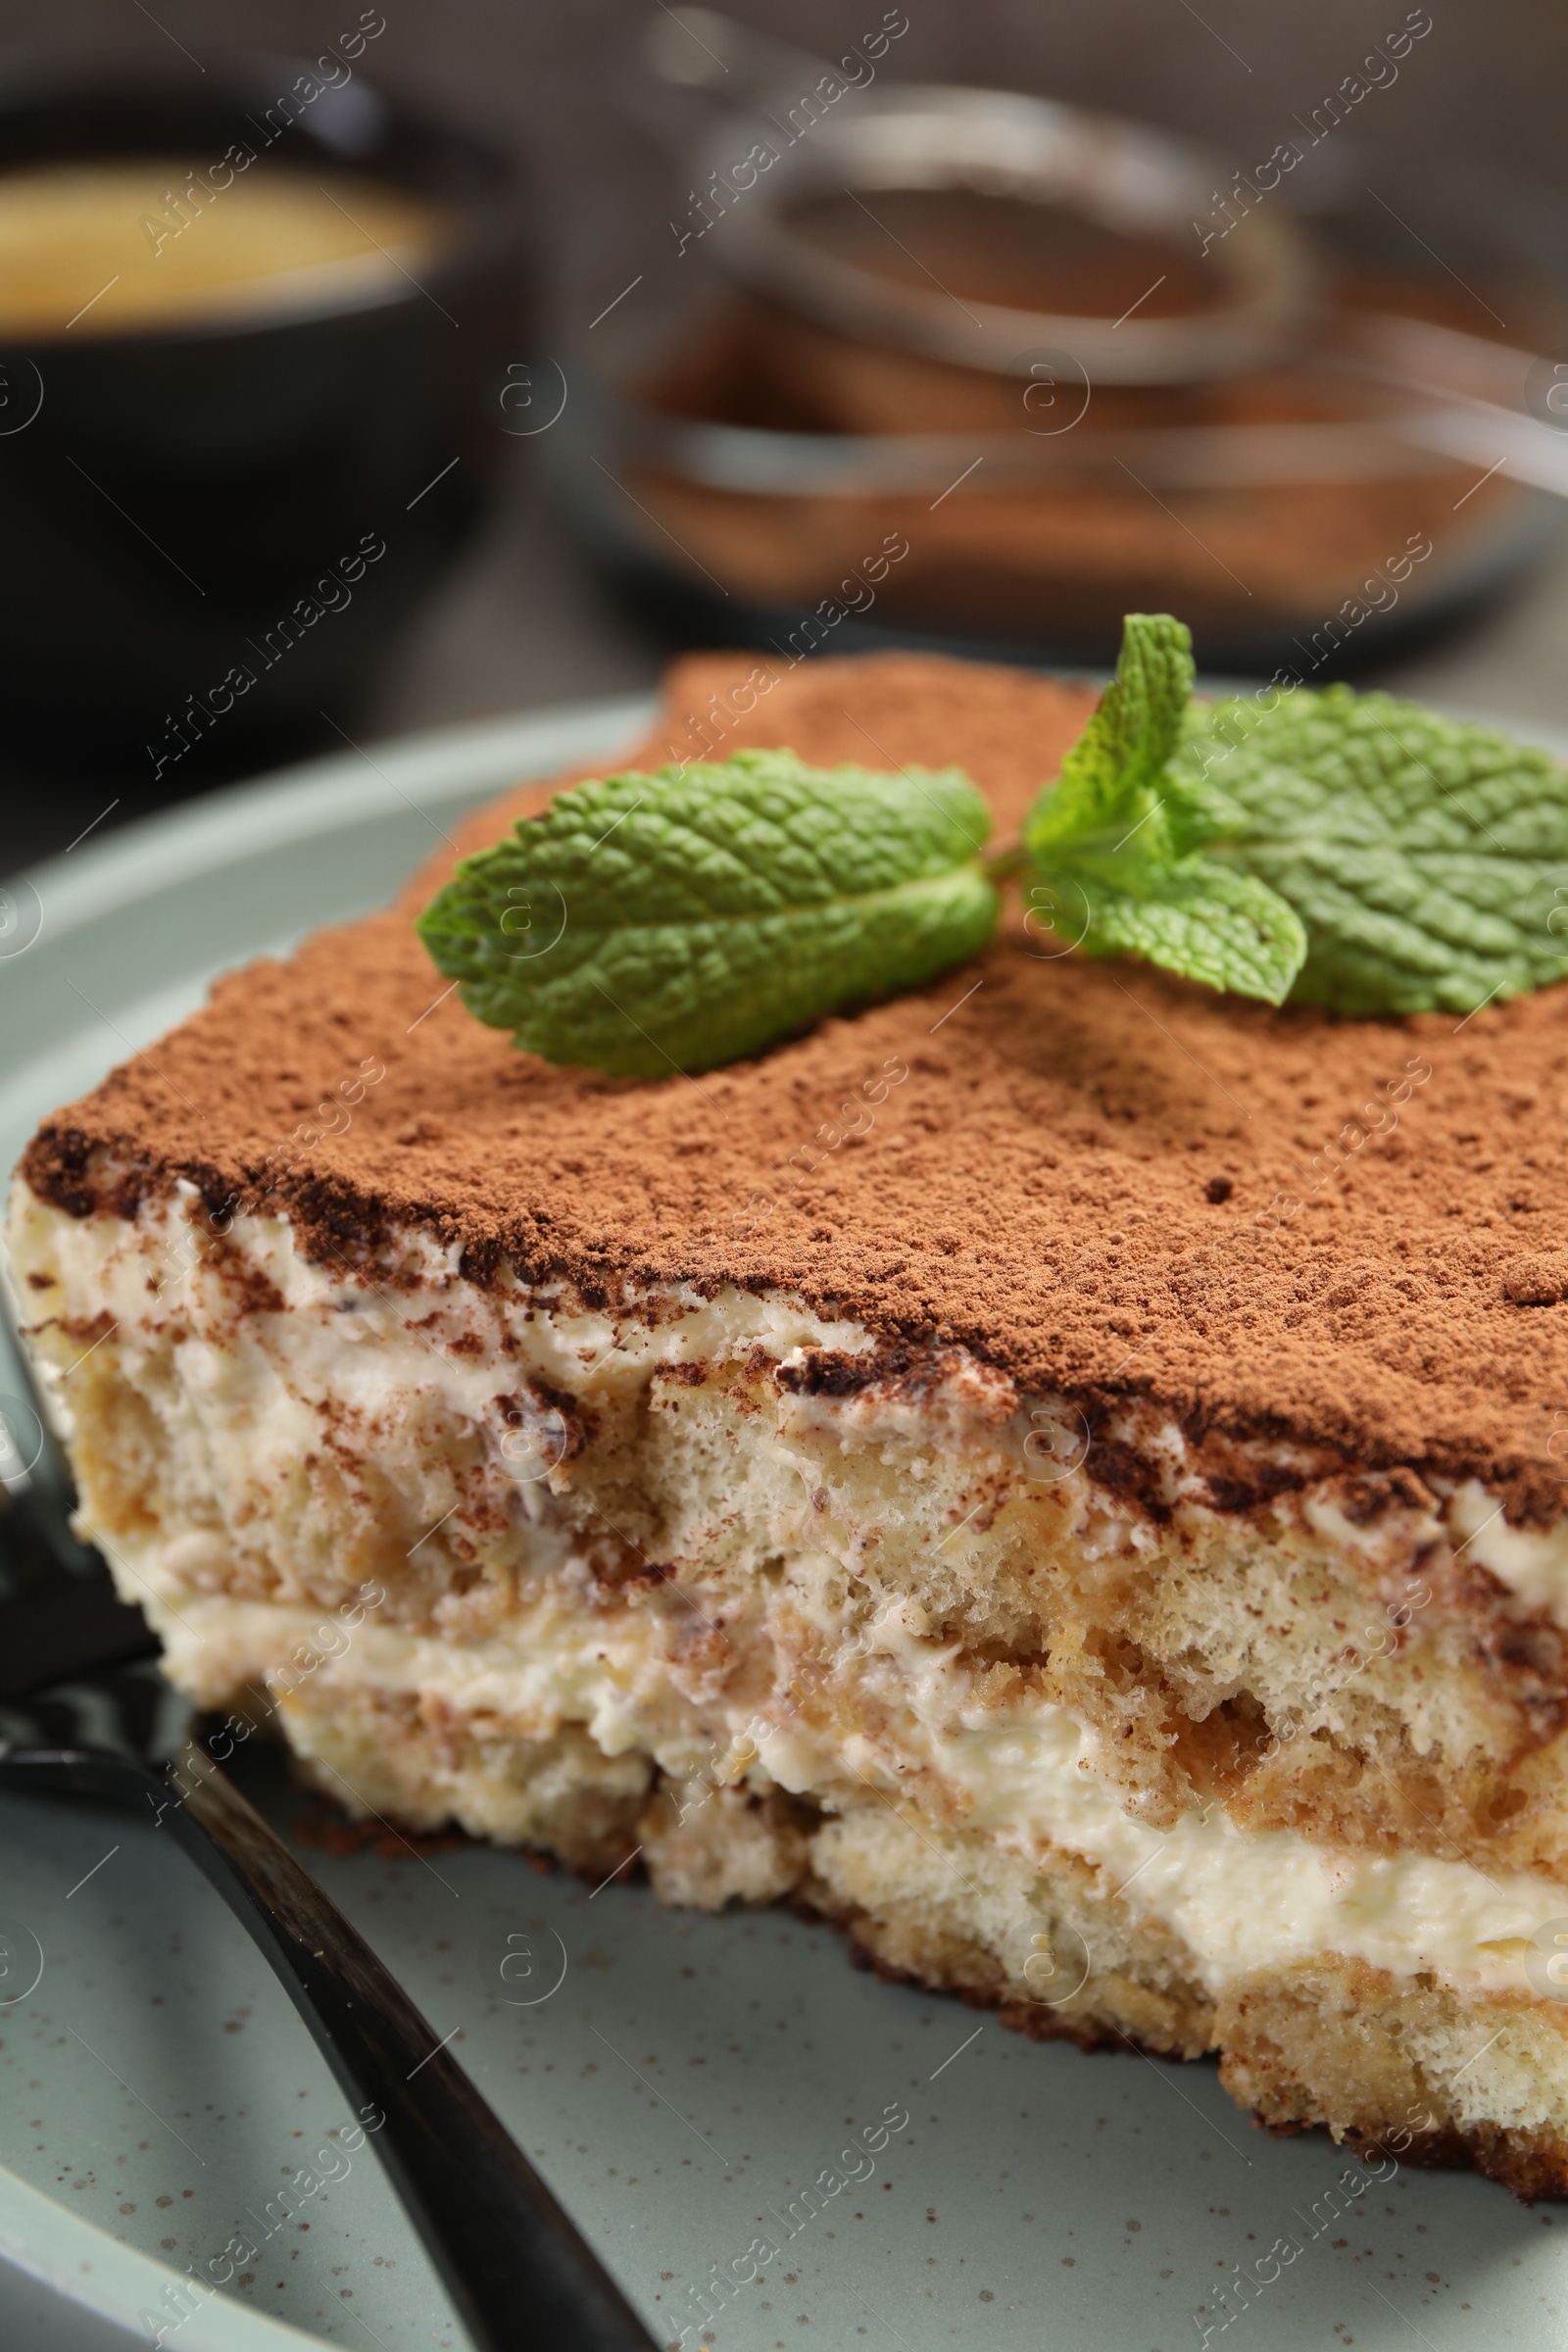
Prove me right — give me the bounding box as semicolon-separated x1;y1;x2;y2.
13;646;1568;2195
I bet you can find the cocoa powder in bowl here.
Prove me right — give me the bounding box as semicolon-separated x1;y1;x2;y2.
622;272;1529;651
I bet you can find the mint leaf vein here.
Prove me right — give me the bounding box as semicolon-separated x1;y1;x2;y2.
416;749;998;1076
1189;683;1568;1015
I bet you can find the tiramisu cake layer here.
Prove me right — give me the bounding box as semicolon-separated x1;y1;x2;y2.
14;652;1568;2194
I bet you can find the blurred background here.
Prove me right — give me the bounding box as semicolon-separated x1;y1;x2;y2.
5;0;1568;871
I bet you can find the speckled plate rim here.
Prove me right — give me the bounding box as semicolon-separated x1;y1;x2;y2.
10;697;659;939
0;2160;328;2350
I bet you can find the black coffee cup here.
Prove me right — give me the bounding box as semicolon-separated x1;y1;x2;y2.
0;46;531;786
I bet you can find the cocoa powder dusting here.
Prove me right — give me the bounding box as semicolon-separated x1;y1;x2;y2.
21;651;1568;1518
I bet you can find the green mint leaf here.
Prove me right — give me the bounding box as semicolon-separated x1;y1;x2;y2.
1027;612;1201;858
1022;612;1307;1004
1033;857;1310;1004
416;748;998;1077
1187;684;1568;1015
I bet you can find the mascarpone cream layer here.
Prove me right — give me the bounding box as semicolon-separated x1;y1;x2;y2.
12;1180;1568;2003
169;1592;1568;2002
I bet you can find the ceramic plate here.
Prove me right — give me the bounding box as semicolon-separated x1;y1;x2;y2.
2;702;1567;2352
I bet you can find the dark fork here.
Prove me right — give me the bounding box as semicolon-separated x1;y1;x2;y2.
0;1393;659;2352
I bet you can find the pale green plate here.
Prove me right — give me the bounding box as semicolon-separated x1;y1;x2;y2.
0;704;1564;2352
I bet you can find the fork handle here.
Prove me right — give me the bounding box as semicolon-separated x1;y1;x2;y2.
1;1744;660;2352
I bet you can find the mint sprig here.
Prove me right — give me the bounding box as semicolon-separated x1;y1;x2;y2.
416;616;1568;1076
1022;615;1306;1004
416;748;997;1077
